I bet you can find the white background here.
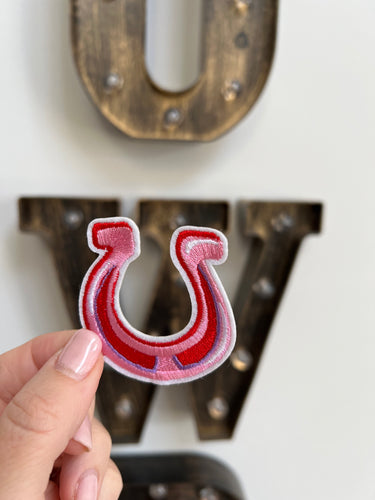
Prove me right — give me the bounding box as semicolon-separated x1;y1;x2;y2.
0;1;374;499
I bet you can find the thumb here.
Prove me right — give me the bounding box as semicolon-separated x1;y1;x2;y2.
0;329;103;499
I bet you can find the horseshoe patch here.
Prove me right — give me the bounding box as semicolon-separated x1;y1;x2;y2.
79;217;236;384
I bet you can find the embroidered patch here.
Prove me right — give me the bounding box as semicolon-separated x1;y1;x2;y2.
79;217;236;385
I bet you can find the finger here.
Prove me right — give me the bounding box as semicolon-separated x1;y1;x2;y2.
59;418;113;500
65;398;96;455
45;480;60;500
0;330;75;413
99;460;123;500
0;329;103;499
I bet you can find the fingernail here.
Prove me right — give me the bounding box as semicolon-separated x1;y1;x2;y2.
76;470;98;500
56;329;102;380
73;415;92;451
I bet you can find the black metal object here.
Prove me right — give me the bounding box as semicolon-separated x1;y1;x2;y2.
113;453;245;499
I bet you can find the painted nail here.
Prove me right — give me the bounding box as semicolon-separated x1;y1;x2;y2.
76;470;98;500
56;329;102;380
72;415;92;451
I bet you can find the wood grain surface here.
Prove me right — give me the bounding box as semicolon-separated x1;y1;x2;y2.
71;0;277;141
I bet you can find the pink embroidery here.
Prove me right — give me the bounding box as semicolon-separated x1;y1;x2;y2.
79;217;236;384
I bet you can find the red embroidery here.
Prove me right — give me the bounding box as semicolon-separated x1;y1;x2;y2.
79;217;236;384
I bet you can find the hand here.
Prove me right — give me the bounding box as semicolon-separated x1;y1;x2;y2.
0;329;123;499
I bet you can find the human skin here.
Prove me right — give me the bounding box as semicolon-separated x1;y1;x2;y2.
0;329;123;499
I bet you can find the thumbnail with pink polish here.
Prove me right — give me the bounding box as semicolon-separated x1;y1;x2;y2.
76;470;98;500
56;329;102;380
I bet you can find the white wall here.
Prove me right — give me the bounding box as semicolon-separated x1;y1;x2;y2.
0;1;374;499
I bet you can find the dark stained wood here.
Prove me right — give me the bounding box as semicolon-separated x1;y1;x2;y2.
190;202;323;439
70;0;277;141
139;200;229;336
17;197;229;443
18;197;154;443
113;453;245;499
91;200;229;441
18;197;120;325
18;198;323;443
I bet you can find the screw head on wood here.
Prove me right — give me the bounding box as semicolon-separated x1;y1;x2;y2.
230;347;253;372
170;214;187;230
222;80;242;102
199;487;220;500
163;108;183;129
104;72;124;93
207;397;229;420
63;208;84;229
234;0;252;12
235;32;249;49
149;483;168;499
271;213;294;232
115;395;134;419
252;277;275;299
